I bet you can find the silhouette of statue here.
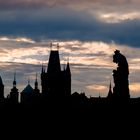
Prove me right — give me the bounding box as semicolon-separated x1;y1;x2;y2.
113;50;130;99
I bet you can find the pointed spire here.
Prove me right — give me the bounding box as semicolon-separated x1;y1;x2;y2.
35;73;38;89
109;81;112;91
0;76;4;86
107;81;113;98
36;73;37;82
28;78;30;85
66;57;70;74
50;42;53;50
13;71;16;87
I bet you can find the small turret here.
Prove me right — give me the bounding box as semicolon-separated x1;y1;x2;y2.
10;72;19;103
35;73;38;89
34;73;40;95
0;76;4;99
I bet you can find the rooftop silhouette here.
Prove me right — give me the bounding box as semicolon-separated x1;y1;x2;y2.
0;43;140;116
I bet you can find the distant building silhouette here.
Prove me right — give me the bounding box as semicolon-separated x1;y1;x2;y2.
9;72;19;104
20;80;34;104
107;82;113;99
0;76;4;100
41;43;71;98
112;50;130;99
34;73;40;95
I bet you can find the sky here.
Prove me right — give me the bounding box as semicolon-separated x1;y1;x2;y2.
0;0;140;98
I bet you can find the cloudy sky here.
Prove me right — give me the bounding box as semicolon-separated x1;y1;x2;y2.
0;0;140;98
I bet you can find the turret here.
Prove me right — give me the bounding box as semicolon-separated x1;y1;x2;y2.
10;72;19;103
34;73;40;94
0;76;4;99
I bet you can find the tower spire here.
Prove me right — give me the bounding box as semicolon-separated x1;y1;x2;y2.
109;81;112;91
66;56;71;74
36;73;37;82
35;73;38;89
107;81;113;98
28;78;30;85
13;71;16;87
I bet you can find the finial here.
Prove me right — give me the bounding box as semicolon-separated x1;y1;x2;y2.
57;43;59;50
28;78;30;85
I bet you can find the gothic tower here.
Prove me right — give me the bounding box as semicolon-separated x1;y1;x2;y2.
41;43;71;98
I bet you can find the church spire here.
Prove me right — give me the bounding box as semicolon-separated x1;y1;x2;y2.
13;71;16;88
66;57;71;74
107;81;113;98
35;73;38;89
28;78;30;85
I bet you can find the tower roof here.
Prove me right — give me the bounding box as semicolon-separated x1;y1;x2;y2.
66;62;71;73
21;83;34;94
47;50;61;74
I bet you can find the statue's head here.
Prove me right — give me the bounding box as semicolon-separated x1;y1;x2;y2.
113;50;121;63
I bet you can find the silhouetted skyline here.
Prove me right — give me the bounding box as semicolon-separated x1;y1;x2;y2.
0;1;140;98
0;46;134;105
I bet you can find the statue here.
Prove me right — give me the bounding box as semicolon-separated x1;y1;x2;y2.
113;50;130;99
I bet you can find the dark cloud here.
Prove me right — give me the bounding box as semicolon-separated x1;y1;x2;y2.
0;0;139;9
0;8;140;47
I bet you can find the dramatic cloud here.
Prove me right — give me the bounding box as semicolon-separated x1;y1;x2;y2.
0;1;140;98
0;0;140;9
0;39;140;97
0;5;140;47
